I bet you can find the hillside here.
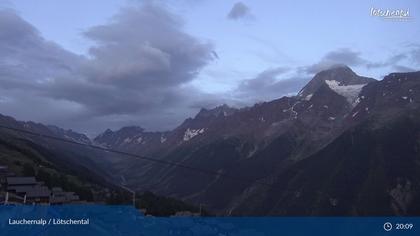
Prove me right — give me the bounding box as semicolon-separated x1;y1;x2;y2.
92;67;420;215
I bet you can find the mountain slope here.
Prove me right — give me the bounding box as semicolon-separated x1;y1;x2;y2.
0;128;109;201
298;65;375;100
0;114;117;194
233;112;420;215
32;66;417;216
93;66;419;215
230;71;420;215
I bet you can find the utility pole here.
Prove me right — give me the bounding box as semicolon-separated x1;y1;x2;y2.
120;185;136;208
199;203;207;216
120;175;135;208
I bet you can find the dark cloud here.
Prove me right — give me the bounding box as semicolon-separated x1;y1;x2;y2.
65;4;214;116
227;2;253;20
83;5;213;89
0;10;84;86
0;5;215;135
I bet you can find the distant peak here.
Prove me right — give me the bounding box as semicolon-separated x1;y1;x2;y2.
104;128;113;134
218;104;231;108
317;64;354;76
327;64;351;70
195;104;237;119
298;65;374;97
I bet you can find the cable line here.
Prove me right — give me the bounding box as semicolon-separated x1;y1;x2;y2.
0;125;276;189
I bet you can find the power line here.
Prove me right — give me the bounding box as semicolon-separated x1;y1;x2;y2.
0;124;276;189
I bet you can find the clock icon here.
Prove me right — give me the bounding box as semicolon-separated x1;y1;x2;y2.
384;222;393;231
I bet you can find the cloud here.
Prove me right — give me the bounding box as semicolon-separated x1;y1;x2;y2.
366;54;407;70
83;5;214;89
70;4;215;116
303;48;368;74
303;47;419;75
0;4;215;134
364;44;420;72
179;67;309;111
227;2;254;21
407;44;420;65
392;65;416;72
383;46;419;72
0;9;84;87
233;67;309;103
2;5;417;136
0;0;13;8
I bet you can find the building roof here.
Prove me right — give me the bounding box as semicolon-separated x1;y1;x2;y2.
0;166;12;176
8;185;34;193
9;185;51;197
52;187;64;192
7;177;37;185
50;191;79;203
50;196;67;203
66;193;79;201
0;172;15;177
26;187;51;198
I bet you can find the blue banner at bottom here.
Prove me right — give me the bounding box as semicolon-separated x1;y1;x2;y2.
0;205;418;236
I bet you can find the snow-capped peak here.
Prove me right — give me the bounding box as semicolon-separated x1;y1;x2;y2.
325;80;367;106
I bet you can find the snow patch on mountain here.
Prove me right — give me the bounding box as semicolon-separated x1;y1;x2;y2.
325;80;367;105
160;136;167;143
304;94;313;101
352;111;359;118
136;137;143;144
183;128;205;141
353;97;361;106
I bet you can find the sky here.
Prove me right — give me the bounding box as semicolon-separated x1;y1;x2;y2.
0;0;419;136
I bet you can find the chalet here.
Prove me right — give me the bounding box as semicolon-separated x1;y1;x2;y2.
0;166;14;186
25;186;51;204
6;177;37;189
0;165;9;175
6;177;50;204
50;187;80;204
4;176;81;205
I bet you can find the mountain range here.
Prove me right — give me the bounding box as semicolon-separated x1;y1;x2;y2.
1;65;419;215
